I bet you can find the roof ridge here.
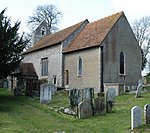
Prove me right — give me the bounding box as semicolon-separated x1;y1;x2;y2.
89;11;124;25
24;19;87;54
64;11;125;53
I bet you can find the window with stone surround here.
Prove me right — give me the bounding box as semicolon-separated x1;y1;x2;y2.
120;52;125;75
78;57;83;76
41;57;48;76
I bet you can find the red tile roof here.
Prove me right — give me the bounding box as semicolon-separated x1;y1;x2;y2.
20;63;37;76
63;11;124;53
24;20;87;54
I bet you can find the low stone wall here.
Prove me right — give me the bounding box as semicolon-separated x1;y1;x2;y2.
104;83;137;96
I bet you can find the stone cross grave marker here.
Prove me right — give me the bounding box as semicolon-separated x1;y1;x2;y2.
135;84;143;98
78;101;93;119
40;83;52;104
106;88;116;113
131;106;142;130
144;104;150;124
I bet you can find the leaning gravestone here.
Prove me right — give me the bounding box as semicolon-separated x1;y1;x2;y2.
135;84;143;98
78;101;93;119
40;83;52;104
144;104;150;124
131;106;142;130
106;88;116;113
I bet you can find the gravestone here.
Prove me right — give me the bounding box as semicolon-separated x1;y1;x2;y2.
40;83;52;104
94;96;106;115
138;79;143;85
144;104;150;124
69;89;80;108
135;84;143;98
106;88;116;113
49;84;57;95
131;106;142;130
80;88;92;101
78;101;93;119
69;88;94;108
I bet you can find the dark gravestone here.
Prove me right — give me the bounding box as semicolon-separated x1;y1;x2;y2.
144;104;150;124
94;97;106;115
106;88;115;113
78;101;93;119
69;88;94;108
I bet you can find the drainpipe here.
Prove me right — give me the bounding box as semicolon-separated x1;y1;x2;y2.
100;46;104;93
61;43;65;88
61;53;64;87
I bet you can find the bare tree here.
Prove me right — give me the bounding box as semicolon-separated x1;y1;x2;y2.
27;4;62;33
132;16;150;70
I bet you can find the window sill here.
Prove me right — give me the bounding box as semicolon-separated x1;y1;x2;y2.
41;75;48;78
119;74;126;77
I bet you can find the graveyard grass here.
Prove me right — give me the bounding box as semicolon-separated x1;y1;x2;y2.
0;88;150;133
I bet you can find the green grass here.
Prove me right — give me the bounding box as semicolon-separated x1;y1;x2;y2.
0;88;150;133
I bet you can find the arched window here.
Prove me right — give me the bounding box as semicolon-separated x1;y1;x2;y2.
78;57;83;76
41;27;46;36
120;52;125;74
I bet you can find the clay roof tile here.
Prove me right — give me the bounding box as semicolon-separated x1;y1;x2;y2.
24;20;87;54
64;11;124;53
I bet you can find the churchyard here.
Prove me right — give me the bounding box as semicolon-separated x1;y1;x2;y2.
0;87;150;133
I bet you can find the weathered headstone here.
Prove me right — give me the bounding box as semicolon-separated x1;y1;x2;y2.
49;84;57;95
135;84;143;98
131;106;142;130
144;104;150;124
106;88;116;113
94;96;106;115
69;88;94;108
78;101;93;119
69;89;80;108
40;83;52;104
81;88;91;101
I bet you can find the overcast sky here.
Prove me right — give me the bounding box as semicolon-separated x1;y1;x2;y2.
1;0;150;33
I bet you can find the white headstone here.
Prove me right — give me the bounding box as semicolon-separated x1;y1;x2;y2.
144;104;150;124
131;106;142;130
40;83;52;104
